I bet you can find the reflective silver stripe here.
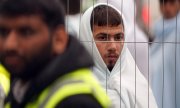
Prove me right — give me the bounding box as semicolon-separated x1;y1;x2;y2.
0;85;5;108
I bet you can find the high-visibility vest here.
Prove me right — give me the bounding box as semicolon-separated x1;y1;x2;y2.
0;64;10;96
5;68;111;108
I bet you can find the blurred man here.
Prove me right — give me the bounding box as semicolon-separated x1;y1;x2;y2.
152;0;180;42
150;30;180;108
160;0;179;19
0;0;110;107
80;3;157;108
150;1;180;108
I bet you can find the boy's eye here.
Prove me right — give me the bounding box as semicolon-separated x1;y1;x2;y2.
115;33;124;41
96;34;108;41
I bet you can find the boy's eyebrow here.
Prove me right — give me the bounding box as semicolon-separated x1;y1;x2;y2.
96;33;108;36
96;32;124;36
115;32;124;35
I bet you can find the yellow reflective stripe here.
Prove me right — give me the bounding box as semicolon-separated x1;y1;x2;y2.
85;75;110;108
84;72;111;108
60;69;110;108
44;68;110;108
0;64;10;95
0;64;9;78
44;83;92;108
26;87;49;108
6;68;110;108
5;102;10;108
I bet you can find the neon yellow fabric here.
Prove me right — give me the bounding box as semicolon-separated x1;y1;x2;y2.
0;64;10;95
25;88;50;108
45;83;92;108
6;68;111;108
44;68;110;108
5;103;10;108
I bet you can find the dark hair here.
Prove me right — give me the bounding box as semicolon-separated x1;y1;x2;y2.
60;0;80;15
0;0;65;29
159;0;178;4
90;5;124;31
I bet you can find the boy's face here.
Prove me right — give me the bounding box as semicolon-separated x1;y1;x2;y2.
160;1;180;19
93;24;124;71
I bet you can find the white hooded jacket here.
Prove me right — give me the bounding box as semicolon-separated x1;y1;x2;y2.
79;3;157;108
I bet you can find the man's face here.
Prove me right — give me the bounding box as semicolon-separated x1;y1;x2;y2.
0;15;53;77
93;24;124;71
160;1;180;19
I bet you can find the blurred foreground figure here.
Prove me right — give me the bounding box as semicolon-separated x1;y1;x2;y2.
0;0;110;107
80;3;157;108
0;64;9;108
151;0;180;42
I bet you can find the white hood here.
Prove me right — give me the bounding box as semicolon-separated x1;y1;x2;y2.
97;0;149;79
79;3;157;108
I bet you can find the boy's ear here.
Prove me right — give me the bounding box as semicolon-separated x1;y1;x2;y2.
52;26;68;54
